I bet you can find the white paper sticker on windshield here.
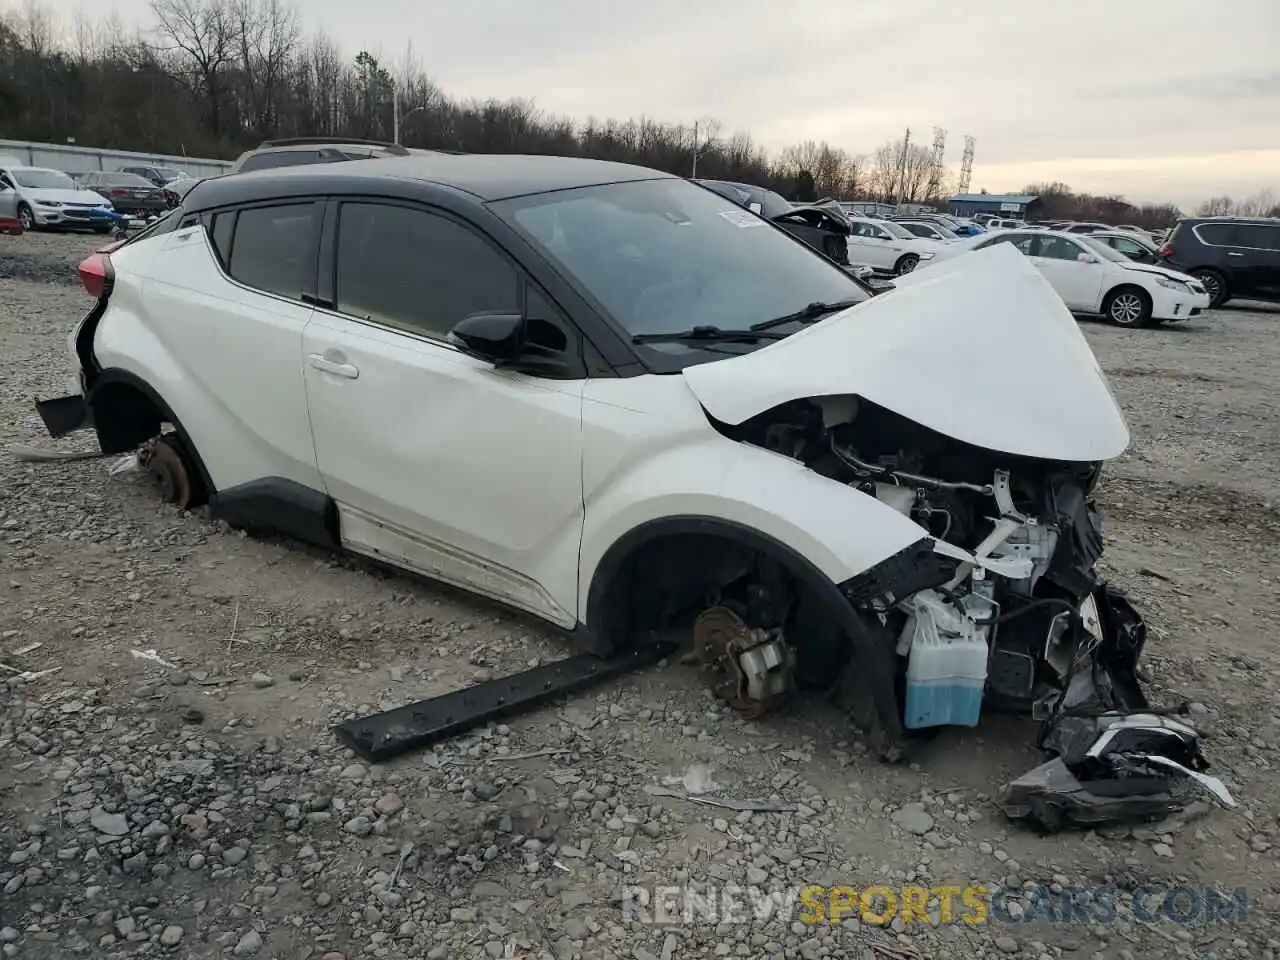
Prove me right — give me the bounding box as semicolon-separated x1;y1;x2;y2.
718;209;766;228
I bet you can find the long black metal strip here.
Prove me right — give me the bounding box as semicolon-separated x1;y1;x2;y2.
333;641;678;763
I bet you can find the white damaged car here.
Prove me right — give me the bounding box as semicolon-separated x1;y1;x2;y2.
917;228;1211;327
36;155;1152;760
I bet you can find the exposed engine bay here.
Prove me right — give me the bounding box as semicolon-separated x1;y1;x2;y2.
699;393;1150;735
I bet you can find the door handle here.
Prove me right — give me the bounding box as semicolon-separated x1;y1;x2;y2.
1226;251;1243;257
308;354;359;379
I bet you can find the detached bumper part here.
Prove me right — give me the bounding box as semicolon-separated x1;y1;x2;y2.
999;712;1236;833
35;394;91;438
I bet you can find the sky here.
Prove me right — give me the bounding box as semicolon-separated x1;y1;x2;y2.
28;0;1280;209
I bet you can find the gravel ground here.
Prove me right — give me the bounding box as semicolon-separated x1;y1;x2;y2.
1;231;1278;960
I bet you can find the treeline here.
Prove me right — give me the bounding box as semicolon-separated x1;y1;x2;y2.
1023;182;1184;231
1195;190;1280;219
0;0;1258;224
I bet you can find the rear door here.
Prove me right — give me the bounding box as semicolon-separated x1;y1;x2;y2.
301;199;588;626
135;201;323;492
1230;224;1280;301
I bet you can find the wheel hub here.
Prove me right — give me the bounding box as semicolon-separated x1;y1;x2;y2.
687;605;795;718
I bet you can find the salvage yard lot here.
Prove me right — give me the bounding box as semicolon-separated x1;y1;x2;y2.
1;232;1278;960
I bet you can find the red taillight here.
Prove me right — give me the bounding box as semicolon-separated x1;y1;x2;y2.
77;253;113;299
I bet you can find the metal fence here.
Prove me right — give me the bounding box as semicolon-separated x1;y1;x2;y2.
0;139;231;178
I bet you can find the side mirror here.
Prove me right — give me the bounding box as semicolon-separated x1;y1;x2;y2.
1077;253;1098;263
448;312;524;363
748;202;762;214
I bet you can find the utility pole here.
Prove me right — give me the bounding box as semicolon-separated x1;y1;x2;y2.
393;86;400;145
957;136;976;195
895;127;911;207
691;121;699;178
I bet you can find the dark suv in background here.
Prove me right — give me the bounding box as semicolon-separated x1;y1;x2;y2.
1159;217;1280;307
228;137;459;174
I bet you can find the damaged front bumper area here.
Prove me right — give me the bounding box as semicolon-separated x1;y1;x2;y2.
836;461;1149;733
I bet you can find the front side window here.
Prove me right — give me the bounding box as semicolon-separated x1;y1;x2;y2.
977;233;1034;254
491;177;870;350
226;203;318;299
852;221;889;240
1037;236;1087;261
335;202;520;339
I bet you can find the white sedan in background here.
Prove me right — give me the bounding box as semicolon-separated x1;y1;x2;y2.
916;229;1211;327
845;216;949;276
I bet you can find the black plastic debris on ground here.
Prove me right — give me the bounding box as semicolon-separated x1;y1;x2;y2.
999;712;1236;833
334;641;678;763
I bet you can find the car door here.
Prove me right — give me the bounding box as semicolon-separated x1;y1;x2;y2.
846;221;896;269
1230;224;1280;301
136;202;324;492
0;172;19;221
301;199;587;627
1029;235;1105;310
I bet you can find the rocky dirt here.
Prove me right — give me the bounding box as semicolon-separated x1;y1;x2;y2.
1;230;1278;960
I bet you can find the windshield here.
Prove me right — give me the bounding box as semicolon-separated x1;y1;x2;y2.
11;168;74;190
492;178;870;357
1078;236;1130;263
153;167;183;179
879;220;917;240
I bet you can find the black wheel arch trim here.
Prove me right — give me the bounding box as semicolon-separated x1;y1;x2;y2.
583;515;904;743
207;477;341;551
87;368;217;497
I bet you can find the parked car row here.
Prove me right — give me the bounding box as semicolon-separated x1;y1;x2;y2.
0;157;200;235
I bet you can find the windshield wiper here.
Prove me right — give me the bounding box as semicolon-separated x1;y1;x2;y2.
632;325;788;345
750;298;864;331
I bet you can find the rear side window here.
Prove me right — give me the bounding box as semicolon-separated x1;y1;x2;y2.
238;151;322;172
334;201;519;339
1193;223;1235;246
226;203;318;299
1233;225;1280;251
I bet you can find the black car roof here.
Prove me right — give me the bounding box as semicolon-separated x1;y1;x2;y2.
186;153;675;211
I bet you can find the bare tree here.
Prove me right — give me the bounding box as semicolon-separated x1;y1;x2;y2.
230;0;298;138
151;0;233;137
1196;195;1235;217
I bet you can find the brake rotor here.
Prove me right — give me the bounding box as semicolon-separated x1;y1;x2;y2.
138;435;194;509
691;605;787;719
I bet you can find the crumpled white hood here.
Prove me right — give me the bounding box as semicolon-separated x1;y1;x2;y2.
682;242;1130;462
